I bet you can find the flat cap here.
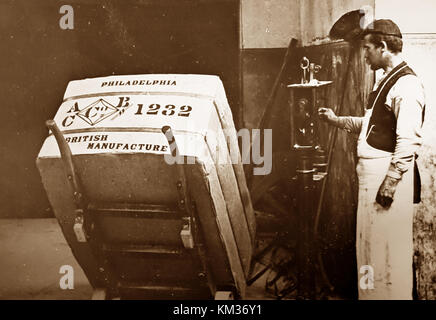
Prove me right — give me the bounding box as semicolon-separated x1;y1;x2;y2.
361;19;402;38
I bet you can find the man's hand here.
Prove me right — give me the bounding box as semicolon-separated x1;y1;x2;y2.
376;176;400;209
318;108;337;125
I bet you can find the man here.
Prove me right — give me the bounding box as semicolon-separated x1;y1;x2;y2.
318;19;425;299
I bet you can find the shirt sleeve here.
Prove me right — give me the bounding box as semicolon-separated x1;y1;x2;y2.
386;75;425;179
337;116;364;134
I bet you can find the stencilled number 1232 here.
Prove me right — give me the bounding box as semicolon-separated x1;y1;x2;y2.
135;103;192;117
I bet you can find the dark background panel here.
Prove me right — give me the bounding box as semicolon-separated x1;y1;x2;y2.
0;0;240;218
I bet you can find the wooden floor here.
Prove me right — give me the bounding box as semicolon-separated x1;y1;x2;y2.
0;219;274;300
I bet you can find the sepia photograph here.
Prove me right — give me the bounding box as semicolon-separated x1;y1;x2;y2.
0;0;435;306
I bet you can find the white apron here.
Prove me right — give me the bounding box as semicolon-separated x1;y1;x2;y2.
356;111;414;300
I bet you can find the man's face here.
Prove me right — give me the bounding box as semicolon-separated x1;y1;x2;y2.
362;34;383;71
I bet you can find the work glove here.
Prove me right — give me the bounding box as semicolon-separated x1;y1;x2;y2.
376;176;400;209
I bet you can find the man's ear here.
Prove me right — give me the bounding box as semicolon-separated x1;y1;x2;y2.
380;40;388;52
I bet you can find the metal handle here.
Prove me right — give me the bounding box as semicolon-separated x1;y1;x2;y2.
46;120;84;208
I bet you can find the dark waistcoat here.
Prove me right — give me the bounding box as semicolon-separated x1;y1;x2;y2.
366;61;417;152
365;61;425;203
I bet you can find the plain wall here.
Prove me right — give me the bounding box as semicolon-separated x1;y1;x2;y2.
241;0;300;48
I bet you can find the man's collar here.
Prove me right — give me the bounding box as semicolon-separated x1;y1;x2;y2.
383;55;404;75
